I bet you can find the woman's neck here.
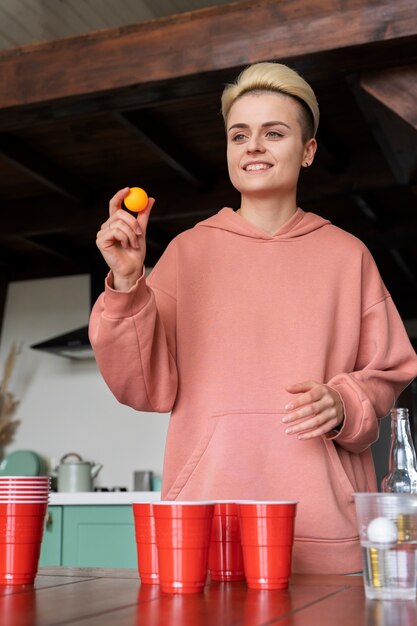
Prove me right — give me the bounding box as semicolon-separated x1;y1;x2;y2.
237;195;298;235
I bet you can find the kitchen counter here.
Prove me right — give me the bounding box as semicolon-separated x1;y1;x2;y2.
1;567;411;626
49;491;161;505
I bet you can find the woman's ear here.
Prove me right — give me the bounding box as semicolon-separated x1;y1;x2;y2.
302;138;317;168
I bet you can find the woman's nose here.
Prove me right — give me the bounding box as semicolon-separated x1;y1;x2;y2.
246;134;265;152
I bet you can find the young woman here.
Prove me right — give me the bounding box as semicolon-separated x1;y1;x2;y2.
89;62;417;574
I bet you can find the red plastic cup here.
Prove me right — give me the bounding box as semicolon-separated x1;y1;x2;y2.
0;499;48;503
238;501;298;590
0;487;49;492
0;493;49;498
0;477;50;485
153;501;214;594
132;503;159;584
0;483;49;488
0;479;50;495
208;502;245;582
0;501;48;585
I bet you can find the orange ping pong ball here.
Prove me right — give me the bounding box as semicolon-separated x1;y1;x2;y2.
124;187;149;212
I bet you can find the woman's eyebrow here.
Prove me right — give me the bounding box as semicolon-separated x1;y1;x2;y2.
227;121;291;132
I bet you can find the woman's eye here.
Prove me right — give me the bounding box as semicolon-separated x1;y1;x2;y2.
231;133;246;142
266;130;284;138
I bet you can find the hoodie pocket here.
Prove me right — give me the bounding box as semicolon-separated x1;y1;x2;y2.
322;437;356;503
165;410;359;540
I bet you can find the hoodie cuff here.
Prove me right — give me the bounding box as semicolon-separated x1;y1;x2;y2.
103;269;151;319
325;382;362;443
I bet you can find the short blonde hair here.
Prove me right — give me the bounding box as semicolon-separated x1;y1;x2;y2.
221;62;319;139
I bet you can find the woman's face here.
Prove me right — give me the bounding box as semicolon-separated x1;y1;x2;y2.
226;92;316;200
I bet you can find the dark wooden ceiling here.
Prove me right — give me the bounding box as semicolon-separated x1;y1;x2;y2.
0;0;416;322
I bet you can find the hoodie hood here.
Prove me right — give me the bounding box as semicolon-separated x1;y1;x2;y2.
196;207;330;241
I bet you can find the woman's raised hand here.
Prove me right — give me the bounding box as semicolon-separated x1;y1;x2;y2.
96;187;155;291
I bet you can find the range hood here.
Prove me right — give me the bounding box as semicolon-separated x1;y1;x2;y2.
31;325;94;360
30;273;102;360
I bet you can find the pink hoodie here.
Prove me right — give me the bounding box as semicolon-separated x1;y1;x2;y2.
89;207;417;574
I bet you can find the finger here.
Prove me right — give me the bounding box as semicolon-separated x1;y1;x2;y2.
285;382;324;411
98;225;132;250
108;221;140;249
284;409;332;434
135;197;155;234
99;211;140;249
110;209;142;232
285;412;339;439
286;380;316;394
282;399;323;424
295;420;340;440
107;197;155;246
109;187;130;216
284;389;342;430
285;381;318;408
283;388;336;424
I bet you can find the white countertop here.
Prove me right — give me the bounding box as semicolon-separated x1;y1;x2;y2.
49;491;161;505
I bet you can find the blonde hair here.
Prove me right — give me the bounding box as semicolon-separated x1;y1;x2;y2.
221;62;319;139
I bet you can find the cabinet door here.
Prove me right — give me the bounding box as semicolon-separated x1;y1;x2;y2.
62;505;137;568
39;506;63;566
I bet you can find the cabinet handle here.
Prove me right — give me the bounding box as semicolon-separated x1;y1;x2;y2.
45;512;53;529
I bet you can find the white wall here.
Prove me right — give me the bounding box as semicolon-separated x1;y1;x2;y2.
0;275;170;490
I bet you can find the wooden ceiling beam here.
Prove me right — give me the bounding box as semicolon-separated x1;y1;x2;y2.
0;0;415;121
348;74;417;185
360;65;417;131
0;134;88;201
114;111;210;189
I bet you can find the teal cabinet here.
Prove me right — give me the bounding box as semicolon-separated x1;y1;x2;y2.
40;505;137;569
40;506;63;566
62;505;137;568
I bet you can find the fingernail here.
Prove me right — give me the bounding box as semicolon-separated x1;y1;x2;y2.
285;403;293;410
282;417;289;423
285;428;293;435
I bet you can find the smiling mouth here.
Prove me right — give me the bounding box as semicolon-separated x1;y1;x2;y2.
244;163;272;172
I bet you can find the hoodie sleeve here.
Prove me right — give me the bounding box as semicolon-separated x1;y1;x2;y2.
88;241;178;413
326;251;417;454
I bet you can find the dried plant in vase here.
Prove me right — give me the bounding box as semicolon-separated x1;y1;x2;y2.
0;343;21;461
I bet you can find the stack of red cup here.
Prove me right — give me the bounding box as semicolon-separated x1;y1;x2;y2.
0;475;50;585
132;499;298;593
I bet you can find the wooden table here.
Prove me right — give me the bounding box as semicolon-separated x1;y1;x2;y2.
0;567;415;626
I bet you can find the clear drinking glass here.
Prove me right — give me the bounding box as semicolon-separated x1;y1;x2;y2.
354;492;417;600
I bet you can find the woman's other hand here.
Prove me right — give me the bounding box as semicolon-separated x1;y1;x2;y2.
96;187;155;291
282;380;344;439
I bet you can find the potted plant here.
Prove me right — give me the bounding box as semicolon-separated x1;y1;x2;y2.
0;343;21;461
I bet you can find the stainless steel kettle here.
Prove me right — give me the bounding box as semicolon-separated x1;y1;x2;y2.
55;453;103;492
